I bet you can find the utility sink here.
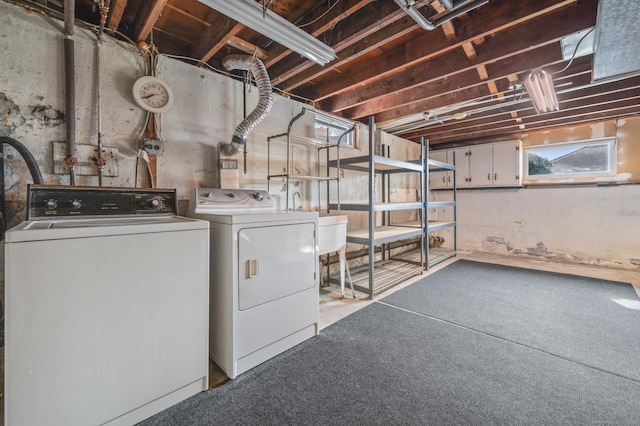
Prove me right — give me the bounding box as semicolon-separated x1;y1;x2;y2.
318;214;348;255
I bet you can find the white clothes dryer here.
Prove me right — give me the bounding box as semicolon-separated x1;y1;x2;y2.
189;188;319;379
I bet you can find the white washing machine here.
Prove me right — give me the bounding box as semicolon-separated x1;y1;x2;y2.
189;187;319;379
4;185;210;426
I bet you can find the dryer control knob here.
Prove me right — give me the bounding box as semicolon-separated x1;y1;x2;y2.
252;192;263;201
46;199;58;209
70;199;82;209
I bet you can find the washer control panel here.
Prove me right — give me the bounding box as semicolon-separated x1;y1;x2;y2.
27;185;178;219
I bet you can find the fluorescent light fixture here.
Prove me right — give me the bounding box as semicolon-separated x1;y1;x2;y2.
523;68;559;113
198;0;336;66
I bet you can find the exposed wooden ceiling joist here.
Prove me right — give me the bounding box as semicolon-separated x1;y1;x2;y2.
43;0;640;147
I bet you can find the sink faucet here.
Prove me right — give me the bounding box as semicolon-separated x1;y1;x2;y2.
292;191;301;211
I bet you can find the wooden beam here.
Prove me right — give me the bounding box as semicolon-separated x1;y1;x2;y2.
487;80;500;97
264;0;372;68
330;29;571;117
462;42;477;59
426;101;640;145
398;57;595;140
334;43;563;119
192;18;243;61
327;1;595;120
269;0;403;85
134;0;169;42
431;0;456;39
392;64;596;139
400;76;640;143
106;0;127;30
296;0;581;102
227;37;268;60
275;13;418;90
476;64;489;80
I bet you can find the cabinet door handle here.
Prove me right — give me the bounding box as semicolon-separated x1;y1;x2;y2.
494;173;497;181
447;175;451;183
487;173;491;181
442;176;446;183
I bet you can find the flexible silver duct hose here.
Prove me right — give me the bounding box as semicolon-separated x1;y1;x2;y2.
222;55;273;156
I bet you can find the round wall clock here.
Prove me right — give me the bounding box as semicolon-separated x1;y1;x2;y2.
132;75;174;113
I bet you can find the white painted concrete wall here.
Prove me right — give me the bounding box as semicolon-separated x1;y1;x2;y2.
431;185;640;270
0;2;322;223
1;2;637;272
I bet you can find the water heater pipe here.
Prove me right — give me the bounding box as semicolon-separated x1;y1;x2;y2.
222;55;273;156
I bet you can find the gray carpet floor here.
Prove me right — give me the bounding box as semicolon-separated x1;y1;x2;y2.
382;259;640;381
141;260;640;425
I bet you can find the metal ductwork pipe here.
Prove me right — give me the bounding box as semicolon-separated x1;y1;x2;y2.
395;0;488;31
440;0;475;11
394;0;436;30
64;0;77;185
221;55;273;156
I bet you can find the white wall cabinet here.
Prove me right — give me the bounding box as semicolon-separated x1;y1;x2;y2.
430;141;522;188
428;150;451;189
492;141;522;186
428;148;469;188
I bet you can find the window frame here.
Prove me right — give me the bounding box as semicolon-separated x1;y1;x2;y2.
523;138;617;182
314;116;355;147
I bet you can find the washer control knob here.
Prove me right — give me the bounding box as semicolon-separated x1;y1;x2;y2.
70;199;82;209
45;199;58;209
252;192;263;201
149;198;164;211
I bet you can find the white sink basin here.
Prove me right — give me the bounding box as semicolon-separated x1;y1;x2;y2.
318;215;348;255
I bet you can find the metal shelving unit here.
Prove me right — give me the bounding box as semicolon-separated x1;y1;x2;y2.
267;107;354;212
425;154;457;267
328;117;426;298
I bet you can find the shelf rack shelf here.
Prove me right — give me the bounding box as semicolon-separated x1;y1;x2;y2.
267;107;354;212
328;117;426;298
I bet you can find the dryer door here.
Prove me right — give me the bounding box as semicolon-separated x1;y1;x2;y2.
238;222;316;310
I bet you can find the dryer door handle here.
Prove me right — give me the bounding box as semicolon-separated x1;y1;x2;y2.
246;258;259;278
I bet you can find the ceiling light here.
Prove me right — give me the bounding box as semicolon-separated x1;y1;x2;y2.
198;0;336;66
523;68;559;114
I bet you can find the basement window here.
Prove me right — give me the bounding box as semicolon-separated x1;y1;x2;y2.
314;117;354;147
524;138;616;180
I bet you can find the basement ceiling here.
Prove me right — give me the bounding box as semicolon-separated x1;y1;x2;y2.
24;0;640;147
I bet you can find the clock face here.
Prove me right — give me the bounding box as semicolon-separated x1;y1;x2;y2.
132;76;174;113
